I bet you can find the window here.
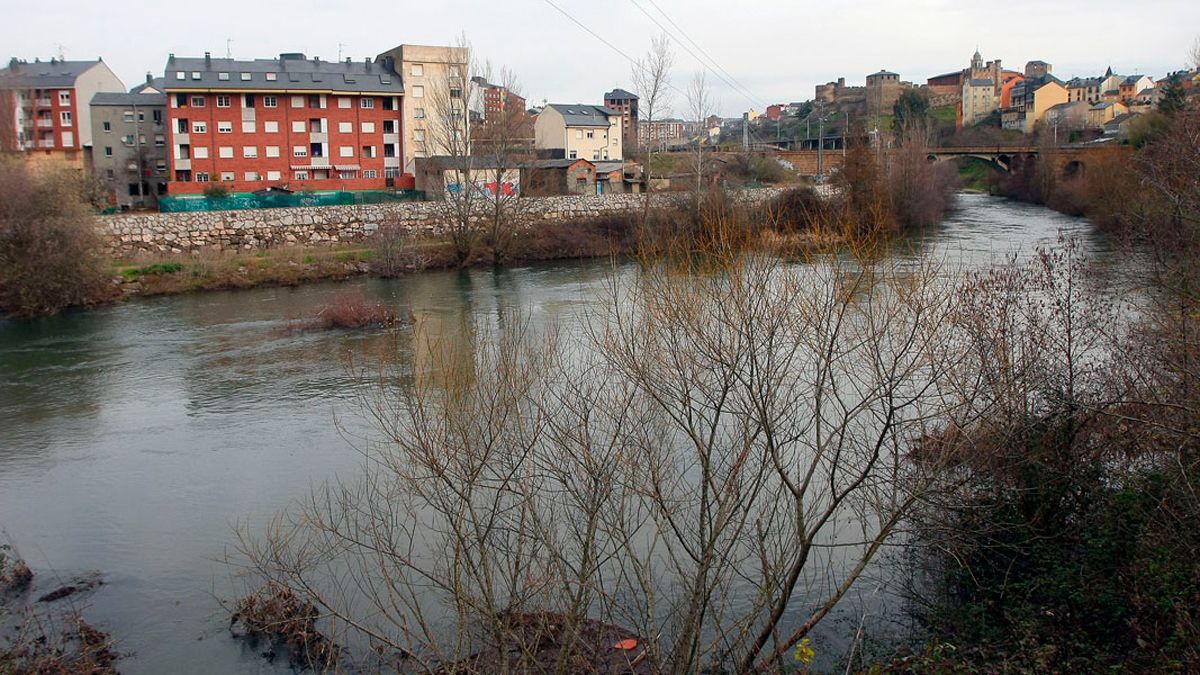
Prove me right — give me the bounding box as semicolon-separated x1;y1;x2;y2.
123;134;135;146
192;121;207;133
363;169;377;178
218;146;233;158
411;63;424;76
360;97;374;109
217;121;232;133
384;167;401;178
383;144;396;158
291;95;304;108
569;150;577;159
293;146;307;157
245;171;260;180
586;130;594;138
242;146;257;158
218;72;230;81
338;97;351;109
264;121;278;133
195;172;210;182
139;111;146;121
361;121;375;133
413;107;425;119
576;129;583;139
176;71;186;80
60;111;72;126
450;87;462;99
339;170;357;179
338;121;353;133
123;111;134;122
307;94;321;108
413;129;425;142
291;120;306;133
263;95;277;108
175;118;188;133
294;171;308;180
382;97;394;111
265;146;279;158
339;146;354;157
153;110;163;125
58;91;70;105
221;171;235;181
593;150;600;160
361;145;376;158
155;134;165;146
194;146;209;159
216;95;231;108
190;95;205;107
104;146;112;157
156;160;167;172
267;170;281;181
382;120;396;133
105;169;115;178
239;72;252;82
241;121;255;133
265;73;276;81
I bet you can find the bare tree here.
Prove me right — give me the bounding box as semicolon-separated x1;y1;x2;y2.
686;72;713;193
631;33;673;224
232;232;974;671
420;34;479;265
471;62;534;264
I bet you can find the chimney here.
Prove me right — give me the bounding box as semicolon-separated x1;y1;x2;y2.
365;57;372;72
313;56;320;66
145;72;152;84
345;57;351;65
204;51;211;67
168;53;175;64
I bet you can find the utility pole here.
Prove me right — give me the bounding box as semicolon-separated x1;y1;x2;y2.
843;111;847;158
742;111;749;152
817;114;824;177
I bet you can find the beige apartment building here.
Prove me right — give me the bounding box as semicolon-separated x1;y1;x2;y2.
375;44;469;174
533;104;622;161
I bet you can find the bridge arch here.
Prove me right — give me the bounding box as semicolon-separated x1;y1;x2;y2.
1063;159;1085;180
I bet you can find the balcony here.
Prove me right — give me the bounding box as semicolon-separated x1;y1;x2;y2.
382;132;399;144
37;140;55;149
36;119;54;128
34;98;52;107
174;133;189;145
309;132;327;143
173;159;191;171
383;157;401;168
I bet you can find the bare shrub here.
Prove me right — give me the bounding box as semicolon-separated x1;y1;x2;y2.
308;289;401;331
0;156;117;317
0;544;33;593
230;581;339;669
886;138;960;229
1;611;119;674
368;220;428;278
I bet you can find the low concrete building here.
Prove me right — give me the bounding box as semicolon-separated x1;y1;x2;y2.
1103;112;1137;139
375;43;469;174
90;90;169;209
413;155;520;198
1044;100;1090;131
521;158;640;197
534;103;622;161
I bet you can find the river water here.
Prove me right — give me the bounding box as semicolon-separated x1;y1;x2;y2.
0;194;1116;673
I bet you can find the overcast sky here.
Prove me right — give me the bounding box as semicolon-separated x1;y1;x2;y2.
9;0;1199;117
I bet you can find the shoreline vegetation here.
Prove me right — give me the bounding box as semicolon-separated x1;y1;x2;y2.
1;132;959;320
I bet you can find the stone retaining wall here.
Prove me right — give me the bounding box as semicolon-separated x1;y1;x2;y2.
96;189;790;256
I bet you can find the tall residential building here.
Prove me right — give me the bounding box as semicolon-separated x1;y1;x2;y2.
961;78;998;126
375;44;469;174
470;76;527;123
0;57;124;170
603;88;638;149
533;104;622;161
90;89;169;209
162;52;408;195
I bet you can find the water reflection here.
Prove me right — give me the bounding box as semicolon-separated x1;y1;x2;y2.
0;195;1126;674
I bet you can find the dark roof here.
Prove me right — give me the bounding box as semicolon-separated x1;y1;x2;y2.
0;59;104;88
163;54;404;94
968;78;995;87
544;103;620;126
593;160;626;173
91;91;166;106
604;88;638;100
1121;74;1148;85
130;77;166;94
1105;113;1137;128
869;70;898;77
532;158;592;169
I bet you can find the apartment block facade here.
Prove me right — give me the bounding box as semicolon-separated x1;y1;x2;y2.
90;90;169;209
603;88;638;149
534;104;622;161
375;44;469;174
163;52;408;195
0;57;124;170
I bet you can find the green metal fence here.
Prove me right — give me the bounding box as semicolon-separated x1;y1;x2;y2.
157;190;424;213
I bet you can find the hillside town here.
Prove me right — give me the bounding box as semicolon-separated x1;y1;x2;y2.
1;42;1197;212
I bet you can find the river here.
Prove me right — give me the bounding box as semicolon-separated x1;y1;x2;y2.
0;194;1117;673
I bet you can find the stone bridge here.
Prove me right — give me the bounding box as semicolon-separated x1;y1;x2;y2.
925;144;1129;177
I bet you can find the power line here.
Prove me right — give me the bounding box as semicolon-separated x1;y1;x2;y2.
638;0;768;110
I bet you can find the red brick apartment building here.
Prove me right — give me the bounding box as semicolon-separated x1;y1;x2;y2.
471;76;527;122
163;52;411;195
0;57;125;170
